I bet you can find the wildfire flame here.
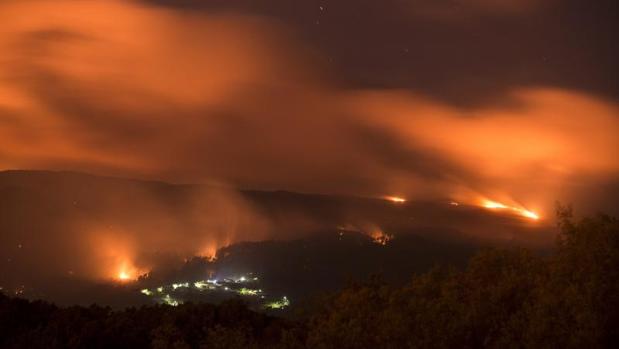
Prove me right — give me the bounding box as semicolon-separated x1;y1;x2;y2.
481;199;540;221
384;196;406;203
200;246;218;262
483;200;509;209
118;271;131;281
114;260;145;282
337;224;393;246
199;239;232;262
518;209;540;220
369;230;393;246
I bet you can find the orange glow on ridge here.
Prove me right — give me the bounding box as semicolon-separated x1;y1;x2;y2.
481;199;540;221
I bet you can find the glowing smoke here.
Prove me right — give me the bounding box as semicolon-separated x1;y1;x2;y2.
0;0;617;290
0;0;616;217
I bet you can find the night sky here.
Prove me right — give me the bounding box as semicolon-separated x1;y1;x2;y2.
0;0;618;223
151;0;618;105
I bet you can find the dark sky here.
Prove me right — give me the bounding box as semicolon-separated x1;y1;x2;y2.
149;0;618;105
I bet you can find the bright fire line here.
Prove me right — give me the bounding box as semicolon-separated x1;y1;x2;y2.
481;199;540;221
384;196;406;203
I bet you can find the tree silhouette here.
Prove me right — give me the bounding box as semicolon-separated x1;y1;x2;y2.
1;210;617;348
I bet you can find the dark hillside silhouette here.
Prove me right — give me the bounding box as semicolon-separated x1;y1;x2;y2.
1;208;616;348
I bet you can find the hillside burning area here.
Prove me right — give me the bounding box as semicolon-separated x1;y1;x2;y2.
0;0;617;347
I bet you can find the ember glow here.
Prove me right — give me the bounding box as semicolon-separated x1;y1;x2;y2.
369;230;394;246
337;224;394;245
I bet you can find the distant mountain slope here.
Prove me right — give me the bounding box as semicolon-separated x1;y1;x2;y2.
0;170;554;306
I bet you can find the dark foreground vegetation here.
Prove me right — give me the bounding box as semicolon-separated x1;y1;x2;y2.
1;207;617;348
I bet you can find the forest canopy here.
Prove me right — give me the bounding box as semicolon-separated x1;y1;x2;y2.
1;208;617;348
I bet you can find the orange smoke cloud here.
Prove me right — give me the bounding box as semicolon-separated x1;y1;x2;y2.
0;0;317;178
77;185;271;281
88;227;149;282
348;88;619;216
0;0;617;221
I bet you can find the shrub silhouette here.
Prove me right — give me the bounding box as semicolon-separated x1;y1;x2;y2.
306;207;618;348
1;209;617;348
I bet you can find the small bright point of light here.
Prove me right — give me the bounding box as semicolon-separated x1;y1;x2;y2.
385;196;406;203
449;201;459;206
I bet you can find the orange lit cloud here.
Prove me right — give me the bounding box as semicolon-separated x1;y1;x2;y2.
78;186;271;281
0;0;618;220
348;88;619;215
